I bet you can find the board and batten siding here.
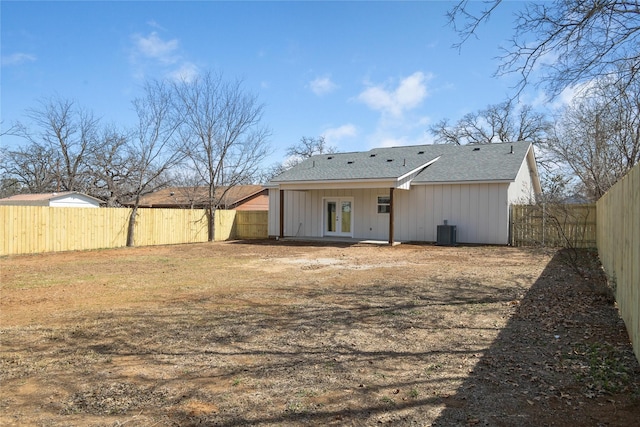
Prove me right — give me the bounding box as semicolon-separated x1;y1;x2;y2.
269;188;391;240
271;183;523;244
271;182;529;244
397;183;510;244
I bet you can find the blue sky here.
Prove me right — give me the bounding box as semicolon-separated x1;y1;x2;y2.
2;1;547;169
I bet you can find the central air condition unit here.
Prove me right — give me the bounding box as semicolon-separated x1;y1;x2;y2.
437;220;457;246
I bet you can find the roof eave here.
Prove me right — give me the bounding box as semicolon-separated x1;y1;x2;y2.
274;178;400;190
526;144;543;196
412;179;515;186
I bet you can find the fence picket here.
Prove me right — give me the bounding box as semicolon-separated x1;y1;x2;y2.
511;204;597;248
597;163;640;363
0;207;268;256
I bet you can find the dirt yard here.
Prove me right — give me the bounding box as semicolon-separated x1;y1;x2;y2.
0;240;638;426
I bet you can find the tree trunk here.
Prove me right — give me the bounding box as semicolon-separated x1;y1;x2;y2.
126;205;138;247
207;207;215;242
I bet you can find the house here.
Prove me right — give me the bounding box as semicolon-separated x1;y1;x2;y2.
266;142;541;245
0;191;103;208
128;185;269;211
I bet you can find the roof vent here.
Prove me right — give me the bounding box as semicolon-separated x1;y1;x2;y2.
386;159;393;162
370;153;376;157
327;156;334;160
473;147;480;151
347;161;354;164
418;151;425;154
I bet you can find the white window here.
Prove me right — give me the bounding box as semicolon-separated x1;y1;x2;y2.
377;195;391;214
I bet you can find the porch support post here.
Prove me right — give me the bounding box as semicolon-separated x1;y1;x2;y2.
279;189;284;239
388;187;395;245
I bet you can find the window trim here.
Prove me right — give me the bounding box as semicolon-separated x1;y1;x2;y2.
377;195;391;214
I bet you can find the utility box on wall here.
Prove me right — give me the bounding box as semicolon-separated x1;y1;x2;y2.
437;221;457;246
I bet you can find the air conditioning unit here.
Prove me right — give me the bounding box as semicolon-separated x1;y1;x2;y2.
437;221;457;246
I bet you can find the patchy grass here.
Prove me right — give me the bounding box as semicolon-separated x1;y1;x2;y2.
0;241;638;426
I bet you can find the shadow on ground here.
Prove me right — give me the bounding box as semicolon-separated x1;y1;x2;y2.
2;246;639;427
432;249;640;426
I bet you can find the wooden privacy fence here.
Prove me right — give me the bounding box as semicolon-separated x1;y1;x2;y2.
213;210;269;241
597;162;640;363
0;206;268;256
511;204;597;248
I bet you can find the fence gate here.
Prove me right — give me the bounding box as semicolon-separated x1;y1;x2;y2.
511;204;597;248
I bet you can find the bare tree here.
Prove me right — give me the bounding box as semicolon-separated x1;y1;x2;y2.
448;0;640;98
547;72;640;200
429;101;551;145
173;71;271;241
258;162;288;184
262;136;336;182
163;170;208;209
0;142;57;193
125;80;184;246
15;96;99;192
286;136;335;160
0;120;20;138
86;125;135;207
283;135;336;169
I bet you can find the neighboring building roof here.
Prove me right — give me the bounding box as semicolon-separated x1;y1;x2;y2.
269;142;535;185
131;185;267;209
0;191;103;206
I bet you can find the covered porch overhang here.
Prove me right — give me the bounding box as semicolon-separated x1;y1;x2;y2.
274;180;410;246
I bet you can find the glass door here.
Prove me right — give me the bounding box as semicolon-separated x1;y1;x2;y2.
324;198;353;237
340;200;352;234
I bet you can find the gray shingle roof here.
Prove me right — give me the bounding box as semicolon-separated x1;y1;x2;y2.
413;142;531;183
270;142;532;184
270;147;441;182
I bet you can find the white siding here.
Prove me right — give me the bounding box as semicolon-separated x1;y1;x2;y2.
49;195;100;208
272;184;511;244
396;183;510;244
267;189;280;236
268;189;314;237
508;152;537;204
270;188;393;239
268;145;540;244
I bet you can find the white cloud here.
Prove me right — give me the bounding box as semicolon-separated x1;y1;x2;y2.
147;20;167;31
130;28;202;82
310;76;338;96
524;79;598;111
132;31;179;64
367;126;432;149
322;124;357;144
355;71;435;150
167;62;200;82
2;53;36;67
377;135;409;148
357;72;432;116
553;80;596;109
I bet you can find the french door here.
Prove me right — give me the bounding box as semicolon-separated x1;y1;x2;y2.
324;198;353;237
